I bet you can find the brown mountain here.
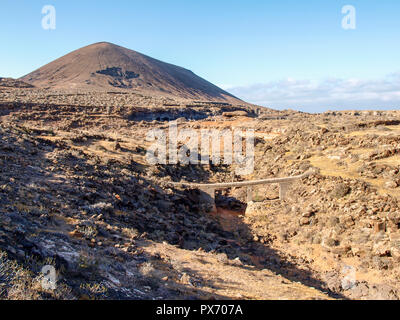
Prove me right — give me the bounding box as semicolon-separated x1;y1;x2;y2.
20;42;240;102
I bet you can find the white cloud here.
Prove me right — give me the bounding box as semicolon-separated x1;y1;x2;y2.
226;73;400;113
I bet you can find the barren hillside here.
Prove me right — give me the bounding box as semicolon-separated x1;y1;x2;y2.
20;42;240;103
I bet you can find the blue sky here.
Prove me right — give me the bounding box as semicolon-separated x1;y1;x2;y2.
0;0;399;112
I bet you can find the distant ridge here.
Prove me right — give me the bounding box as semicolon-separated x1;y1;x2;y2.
0;77;34;88
20;42;241;102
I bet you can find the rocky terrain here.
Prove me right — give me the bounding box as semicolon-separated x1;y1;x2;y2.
1;83;400;300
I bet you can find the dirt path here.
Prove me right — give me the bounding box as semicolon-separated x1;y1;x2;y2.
142;240;333;300
139;204;335;300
